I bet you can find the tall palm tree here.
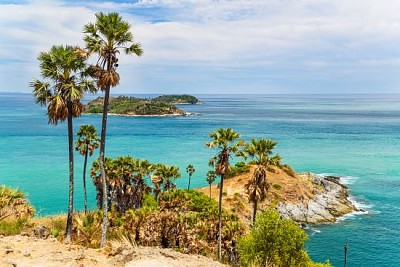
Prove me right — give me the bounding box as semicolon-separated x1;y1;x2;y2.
206;128;243;260
83;12;143;247
206;170;216;199
186;164;195;190
153;164;181;192
241;138;281;224
31;45;95;241
75;124;100;214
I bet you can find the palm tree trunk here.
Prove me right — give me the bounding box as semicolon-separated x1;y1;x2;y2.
65;102;74;242
83;145;89;214
252;200;258;224
188;175;191;190
218;174;224;261
99;84;110;248
209;184;212;199
99;55;113;248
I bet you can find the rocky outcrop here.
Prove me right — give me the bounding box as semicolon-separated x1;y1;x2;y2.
278;174;357;224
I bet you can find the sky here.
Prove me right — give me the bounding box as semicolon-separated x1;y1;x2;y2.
1;0;400;94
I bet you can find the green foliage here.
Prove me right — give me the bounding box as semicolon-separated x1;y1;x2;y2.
267;166;276;173
153;94;199;104
226;162;251;179
73;211;103;247
238;209;329;267
0;219;27;235
272;183;282;190
49;219;65;238
85;96;186;115
142;194;158;210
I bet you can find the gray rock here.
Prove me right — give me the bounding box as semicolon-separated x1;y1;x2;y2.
278;174;357;224
33;225;50;239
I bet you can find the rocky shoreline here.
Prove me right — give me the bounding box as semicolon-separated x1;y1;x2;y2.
278;173;360;224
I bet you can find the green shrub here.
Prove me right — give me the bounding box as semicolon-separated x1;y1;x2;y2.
272;183;282;190
238;209;330;267
0;219;27;235
142;193;159;210
49;218;65;238
226;162;251;179
267;166;276;173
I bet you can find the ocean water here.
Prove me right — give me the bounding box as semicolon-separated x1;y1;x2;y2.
1;93;400;266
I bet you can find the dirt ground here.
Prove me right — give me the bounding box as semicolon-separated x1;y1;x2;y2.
0;235;226;267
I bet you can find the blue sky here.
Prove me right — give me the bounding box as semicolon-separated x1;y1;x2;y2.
1;0;400;94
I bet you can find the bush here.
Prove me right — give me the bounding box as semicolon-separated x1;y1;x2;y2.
0;219;27;235
73;211;102;248
226;162;251;179
238;209;330;267
272;183;282;190
49;217;66;238
0;185;34;221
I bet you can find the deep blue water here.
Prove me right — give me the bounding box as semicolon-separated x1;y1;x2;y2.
1;93;400;266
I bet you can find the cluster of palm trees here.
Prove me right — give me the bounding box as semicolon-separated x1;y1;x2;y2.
90;156;182;212
206;128;280;260
31;12;142;245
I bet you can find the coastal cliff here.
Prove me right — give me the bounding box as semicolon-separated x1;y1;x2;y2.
278;173;357;224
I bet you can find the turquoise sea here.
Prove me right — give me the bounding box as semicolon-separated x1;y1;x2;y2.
1;93;400;266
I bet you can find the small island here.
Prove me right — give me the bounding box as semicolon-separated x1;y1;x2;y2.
153;94;200;104
84;95;199;116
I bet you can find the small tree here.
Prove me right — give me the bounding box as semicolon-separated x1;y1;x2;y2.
238;208;330;267
206;170;216;199
75;124;100;214
186;164;195;190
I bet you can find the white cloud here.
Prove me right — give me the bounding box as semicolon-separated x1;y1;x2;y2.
1;0;400;93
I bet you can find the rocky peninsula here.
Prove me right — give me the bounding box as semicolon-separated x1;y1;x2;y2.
198;166;359;226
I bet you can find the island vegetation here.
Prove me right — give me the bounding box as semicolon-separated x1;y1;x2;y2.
84;95;188;116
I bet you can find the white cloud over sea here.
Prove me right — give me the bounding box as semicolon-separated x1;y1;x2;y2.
1;0;400;94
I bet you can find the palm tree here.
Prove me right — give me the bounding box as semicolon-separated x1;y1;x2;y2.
153;164;181;192
186;164;195;190
31;45;95;241
206;170;216;199
75;124;100;214
131;159;154;209
241;138;281;224
83;12;143;247
206;128;243;260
